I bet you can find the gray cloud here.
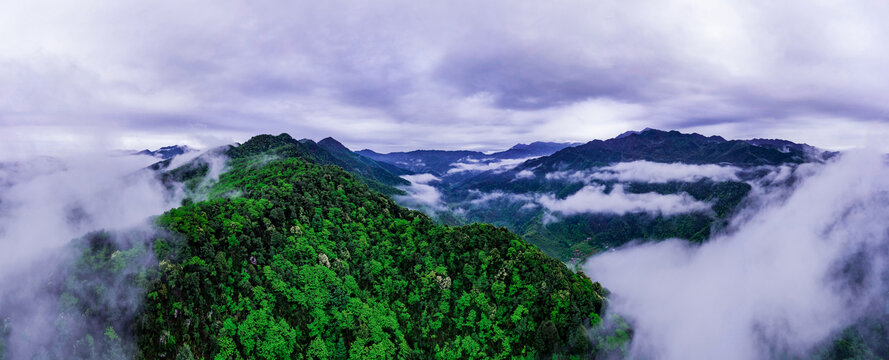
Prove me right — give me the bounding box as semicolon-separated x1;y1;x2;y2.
435;46;667;110
2;0;889;154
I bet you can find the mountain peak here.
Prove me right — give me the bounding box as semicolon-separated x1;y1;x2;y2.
614;128;726;143
615;127;661;139
508;141;569;151
226;133;300;158
318;137;351;153
134;145;195;159
493;142;579;159
356;149;380;156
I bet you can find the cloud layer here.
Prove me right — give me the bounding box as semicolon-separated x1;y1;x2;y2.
447;157;538;174
395;174;445;211
592;161;741;183
2;0;889;154
545;161;741;184
0;153;186;358
0;154;181;275
538;184;711;216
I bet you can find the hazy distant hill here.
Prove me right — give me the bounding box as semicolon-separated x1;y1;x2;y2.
356;141;578;176
135;145;195;159
521;128;827;173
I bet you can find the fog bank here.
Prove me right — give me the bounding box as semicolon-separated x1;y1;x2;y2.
0;153;185;359
584;150;889;359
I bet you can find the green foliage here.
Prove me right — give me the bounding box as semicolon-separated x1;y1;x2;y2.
137;156;608;359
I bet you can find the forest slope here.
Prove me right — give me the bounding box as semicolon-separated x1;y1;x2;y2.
136;146;610;358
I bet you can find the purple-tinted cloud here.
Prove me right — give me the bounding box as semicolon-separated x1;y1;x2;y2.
1;0;888;155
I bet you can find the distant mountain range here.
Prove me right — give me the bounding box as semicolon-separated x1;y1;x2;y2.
526;128;831;171
357;141;580;175
350;128;834;261
135;145;195;159
457;128;833;191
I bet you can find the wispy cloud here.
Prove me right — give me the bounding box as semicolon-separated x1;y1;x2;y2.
590;161;741;183
545;161;741;184
514;169;535;179
465;161;742;217
538;184;711;216
0;153;185;357
0;154;181;275
395;173;445;211
468;190;535;205
447;157;537;174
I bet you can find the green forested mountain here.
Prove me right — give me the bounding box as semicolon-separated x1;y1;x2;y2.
519;128;821;172
137;154;609;359
226;134;412;195
456;129;824;193
0;135;619;359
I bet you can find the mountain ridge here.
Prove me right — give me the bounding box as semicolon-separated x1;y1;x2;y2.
357;141;578;175
135;145;195;159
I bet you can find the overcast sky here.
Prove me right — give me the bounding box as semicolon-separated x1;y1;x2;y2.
2;0;888;157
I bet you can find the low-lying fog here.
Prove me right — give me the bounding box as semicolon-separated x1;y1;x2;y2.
584;150;889;359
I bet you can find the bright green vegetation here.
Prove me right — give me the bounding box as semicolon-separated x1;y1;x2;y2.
0;134;619;359
136;152;609;358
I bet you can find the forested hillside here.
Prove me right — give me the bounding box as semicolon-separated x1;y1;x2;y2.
137;154;610;359
0;135;620;359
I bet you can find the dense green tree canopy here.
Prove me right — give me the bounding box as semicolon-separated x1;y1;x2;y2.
136;155;609;359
